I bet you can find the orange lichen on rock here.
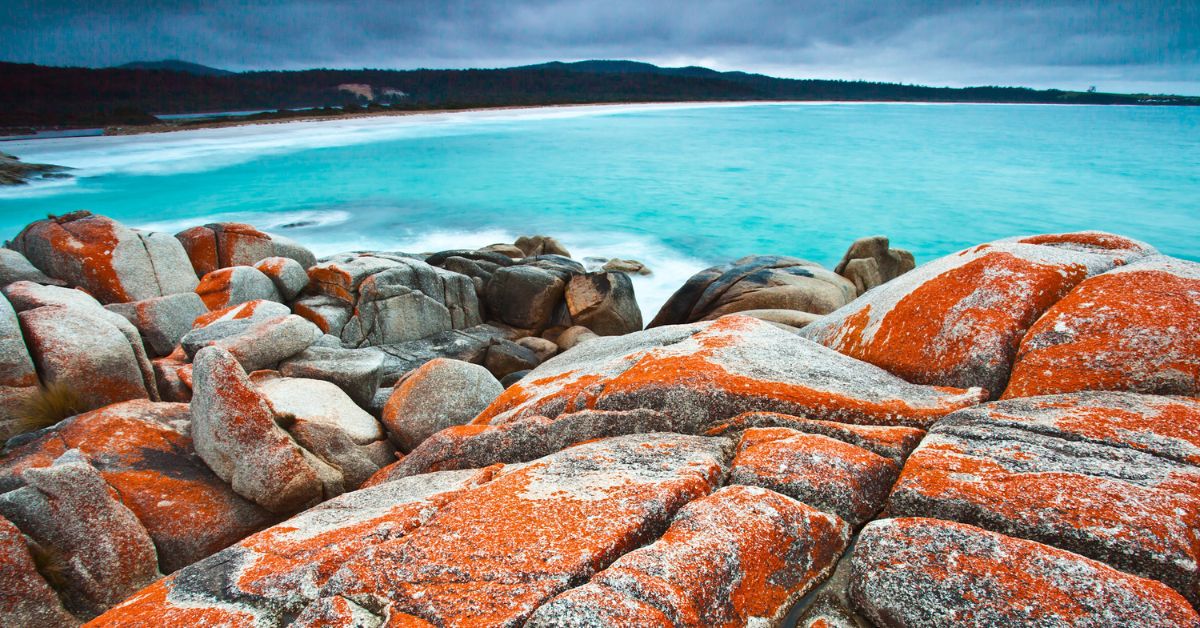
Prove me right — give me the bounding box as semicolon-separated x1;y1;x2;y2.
1004;255;1200;399
87;467;494;625
213;223;274;268
730;428;899;526
705;411;925;465
0;400;272;573
889;394;1200;605
0;514;77;626
801;234;1156;395
477;315;984;431
528;485;850;627
849;517;1200;626
175;225;220;277
319;434;731;627
192;298;290;327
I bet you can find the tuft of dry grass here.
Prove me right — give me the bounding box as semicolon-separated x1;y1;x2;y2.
28;540;71;591
14;382;84;437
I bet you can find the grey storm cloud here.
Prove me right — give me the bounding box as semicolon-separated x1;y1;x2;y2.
2;0;1198;94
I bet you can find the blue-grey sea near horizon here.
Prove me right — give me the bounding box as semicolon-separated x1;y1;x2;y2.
1;102;1197;317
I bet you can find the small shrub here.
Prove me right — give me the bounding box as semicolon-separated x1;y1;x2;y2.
15;382;84;436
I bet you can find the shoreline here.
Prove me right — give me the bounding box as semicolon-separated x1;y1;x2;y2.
7;98;1190;143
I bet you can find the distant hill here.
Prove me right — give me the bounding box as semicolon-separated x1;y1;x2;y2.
114;60;233;76
1;59;1196;130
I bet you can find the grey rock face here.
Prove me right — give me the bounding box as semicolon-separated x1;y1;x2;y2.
182;314;321;371
253;256;309;301
0;248;64;287
195;265;282;310
849;517;1199;627
485;264;566;331
0;450;160;619
190;346;341;513
381;357;503;452
834;235;916;295
564;271;643;335
9;211;197;304
280;344;386;407
106;292;207;356
483;338;541;379
0;293;38;439
649;255;856;327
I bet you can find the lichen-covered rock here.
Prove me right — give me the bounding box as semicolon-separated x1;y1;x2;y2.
833;235;916;295
373;408;673;481
564;271;643;335
254;373;394;489
254;256;309;301
176;223;315;276
320;433;731;626
801;232;1158;396
10;211;197;304
0;400;273;573
191;297;291;328
0;449;159;619
194;265;282;310
182;313;321;371
479;315;985;431
849;517;1200;627
705;411;925;466
0;292;38;441
190;346;340;513
529;485;849;627
291;293;353;336
729;427;899;526
0;513;76;626
280;344;385;407
649;255;857;327
1005;255;1200;399
381;358;503;452
888;392;1200;605
18;304;155;411
105;292;207;357
88;467;493;626
151;348;192;402
514;234;571;258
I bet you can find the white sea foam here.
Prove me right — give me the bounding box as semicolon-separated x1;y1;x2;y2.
128;201;705;321
0;102;786;184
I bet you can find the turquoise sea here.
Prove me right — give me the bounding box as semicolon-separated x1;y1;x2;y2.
1;102;1197;316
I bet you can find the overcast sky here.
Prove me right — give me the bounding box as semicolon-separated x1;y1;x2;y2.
2;0;1197;94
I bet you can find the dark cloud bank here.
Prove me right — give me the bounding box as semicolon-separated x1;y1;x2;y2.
2;0;1197;94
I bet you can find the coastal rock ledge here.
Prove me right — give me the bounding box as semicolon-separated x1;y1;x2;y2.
0;212;1195;627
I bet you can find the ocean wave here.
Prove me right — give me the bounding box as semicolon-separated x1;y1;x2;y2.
0;102;784;182
291;224;704;323
134;209;353;235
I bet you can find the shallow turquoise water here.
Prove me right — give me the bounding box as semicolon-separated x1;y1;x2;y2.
2;102;1197;314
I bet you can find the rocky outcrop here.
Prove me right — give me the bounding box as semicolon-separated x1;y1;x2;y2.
279;344;385;407
650;255;857;327
0;293;38;441
0;151;69;186
564;271;642;335
308;253;482;347
381;358;503;452
253;256;309;301
190;346;340;513
0;248;63;287
833;235;916;295
888;392;1200;605
729;427;899;527
194;265;281;310
478;315;985;431
528;485;850;627
0;449;160;619
705;411;926;466
849;517;1199;627
0;513;76;626
0;400;272;573
1005;254;1200;398
801;232;1158;396
105;292;207;357
175;222;315;277
9;211;198;304
181;312;321;372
